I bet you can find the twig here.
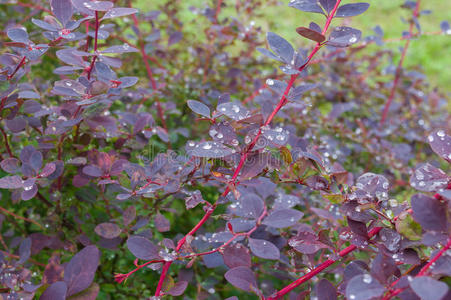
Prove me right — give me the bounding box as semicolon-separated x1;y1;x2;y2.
380;1;421;125
0;206;44;230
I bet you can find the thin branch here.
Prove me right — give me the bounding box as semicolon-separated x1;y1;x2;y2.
380;1;421;125
0;206;44;230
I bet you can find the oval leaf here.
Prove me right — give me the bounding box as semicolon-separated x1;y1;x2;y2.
126;236;160;260
248;238;280;260
224;266;257;292
263;209;304;228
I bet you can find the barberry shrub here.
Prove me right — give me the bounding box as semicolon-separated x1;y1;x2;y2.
0;0;450;299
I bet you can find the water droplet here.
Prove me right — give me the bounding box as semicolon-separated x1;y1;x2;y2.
428;135;434;142
216;133;223;139
24;185;33;191
349;294;356;300
276;134;285;141
349;36;357;43
203;143;212;150
437;130;445;137
266;79;274;85
231;105;240;113
389;199;398;207
383;182;389;189
418;181;425;187
363;274;372;284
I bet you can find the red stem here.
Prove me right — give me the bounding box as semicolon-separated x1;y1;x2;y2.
87;11;100;80
7;56;26;80
215;0;223;24
154;1;342;296
129;3;168;134
268;226;382;299
0;127;15;158
380;0;421;125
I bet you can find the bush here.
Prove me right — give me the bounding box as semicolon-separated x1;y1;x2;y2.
0;0;450;299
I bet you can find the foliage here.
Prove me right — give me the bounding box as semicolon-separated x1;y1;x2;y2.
0;0;450;299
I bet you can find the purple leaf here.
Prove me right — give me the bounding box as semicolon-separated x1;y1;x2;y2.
224;266;257;292
82;0;113;11
18;237;31;264
266;32;294;63
101;44;139;53
117;76;138;88
346;274;384;300
50;0;73;27
257;47;284;62
223;244;252;268
7;28;29;43
126;236;160;260
353;172;390;202
6;117;26;133
0;175;23;189
409;276;449;300
336;3;370;18
440;21;450;34
29;151;43;171
154;213;170;232
217;102;250;121
185;141;234;158
263;209;304;228
411;194;447;232
410;163;449;192
31;18;59;31
22;183;38;201
239;193;264;219
1;158;20;174
168;31;183;46
328;27;362;47
123;206;136;226
83;165;103;177
39;162;57;178
248;238;280;260
101;7;139;20
167;281;188;296
95;223;121;239
185;190;204;209
370;253;399;284
319;0;337;14
296;26;326;43
187;100;211;118
428;129;451;162
289;0;324;15
289;231;328;254
315;278;337;300
40;281;67;300
64;246;100;297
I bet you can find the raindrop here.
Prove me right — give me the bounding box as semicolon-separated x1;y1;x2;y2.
266;79;274;86
363;274;372;284
203;143;212;150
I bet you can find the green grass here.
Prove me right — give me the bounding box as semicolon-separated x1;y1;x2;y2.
137;0;451;92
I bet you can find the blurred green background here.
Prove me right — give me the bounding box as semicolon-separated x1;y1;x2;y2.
140;0;451;92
